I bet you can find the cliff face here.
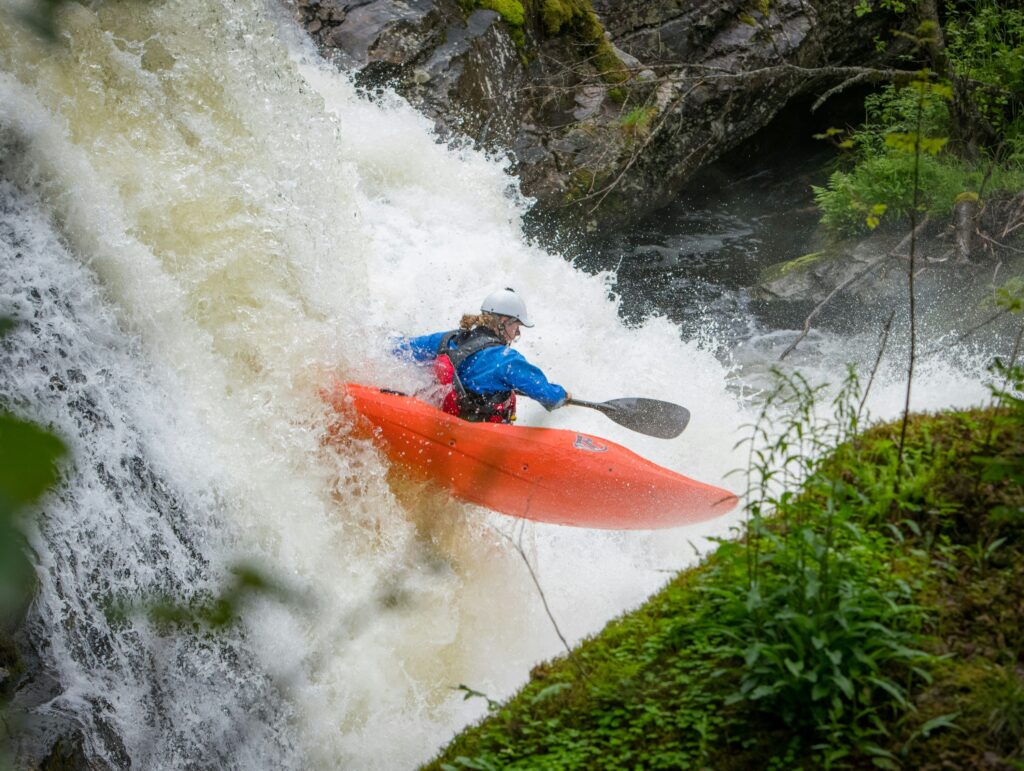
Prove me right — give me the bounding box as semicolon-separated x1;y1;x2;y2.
292;0;895;232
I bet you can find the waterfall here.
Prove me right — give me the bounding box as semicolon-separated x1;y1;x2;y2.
0;0;992;768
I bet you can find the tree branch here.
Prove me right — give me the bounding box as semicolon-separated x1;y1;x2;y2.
778;254;892;360
494;524;589;681
857;310;897;424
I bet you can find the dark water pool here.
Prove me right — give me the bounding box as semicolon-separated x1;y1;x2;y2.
574;148;833;348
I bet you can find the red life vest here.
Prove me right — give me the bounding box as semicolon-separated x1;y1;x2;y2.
435;328;517;423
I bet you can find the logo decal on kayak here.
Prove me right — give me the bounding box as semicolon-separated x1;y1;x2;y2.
574;434;608;453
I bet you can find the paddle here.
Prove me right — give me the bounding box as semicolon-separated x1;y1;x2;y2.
567;397;691;439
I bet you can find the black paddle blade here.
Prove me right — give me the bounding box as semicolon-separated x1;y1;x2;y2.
569;398;691;439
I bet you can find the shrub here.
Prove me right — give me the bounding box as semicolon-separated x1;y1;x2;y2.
707;370;935;763
814;1;1024;234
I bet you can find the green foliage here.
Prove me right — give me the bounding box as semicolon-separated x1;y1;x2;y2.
815;2;1024;234
0;321;67;628
814;74;959;234
813;151;971;235
13;0;73;42
710;370;935;758
975;664;1024;755
427;334;1024;769
618;105;655;138
1;319;67;769
992;277;1024;315
114;562;293;631
854;0;908;17
945;1;1024;158
454;684;502;712
0;413;66;513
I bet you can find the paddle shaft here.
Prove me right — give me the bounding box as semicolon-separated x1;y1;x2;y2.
567;398;607;411
567;396;691;439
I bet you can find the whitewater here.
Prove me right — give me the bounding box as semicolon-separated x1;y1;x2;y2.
0;0;995;768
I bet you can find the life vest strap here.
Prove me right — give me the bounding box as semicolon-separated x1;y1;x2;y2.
434;328;514;422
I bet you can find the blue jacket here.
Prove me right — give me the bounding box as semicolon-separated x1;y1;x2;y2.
396;331;568;410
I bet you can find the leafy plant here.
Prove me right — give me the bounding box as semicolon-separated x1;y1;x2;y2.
945;2;1024;157
1;318;68;769
815;2;1024;234
976;664;1024;755
0;320;67;628
619;105;656;138
710;369;935;761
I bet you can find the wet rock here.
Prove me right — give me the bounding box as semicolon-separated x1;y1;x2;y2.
294;0;899;232
752;218;1024;334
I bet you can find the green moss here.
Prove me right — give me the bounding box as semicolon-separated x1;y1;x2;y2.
618;105;658;146
592;38;628;84
539;0;577;35
607;87;627;105
758;251;826;284
538;0;627;84
461;0;629;83
563;167;617;206
479;0;524;27
477;0;525;47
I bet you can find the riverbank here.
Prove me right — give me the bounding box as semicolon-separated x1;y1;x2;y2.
424;371;1024;769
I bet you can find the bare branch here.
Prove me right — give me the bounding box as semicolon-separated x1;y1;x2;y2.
857;310;897;424
921;308;1011;358
812;71;877;112
979;232;1024;255
494;524;590;681
779;254;892;360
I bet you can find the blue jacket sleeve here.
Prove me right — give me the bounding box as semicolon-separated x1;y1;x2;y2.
499;350;568;410
392;332;446;363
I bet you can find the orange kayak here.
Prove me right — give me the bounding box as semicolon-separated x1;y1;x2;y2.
324;382;738;530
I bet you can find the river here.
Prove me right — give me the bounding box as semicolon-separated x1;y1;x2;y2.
0;1;995;768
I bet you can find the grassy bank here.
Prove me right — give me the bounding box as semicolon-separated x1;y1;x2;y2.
425;368;1024;770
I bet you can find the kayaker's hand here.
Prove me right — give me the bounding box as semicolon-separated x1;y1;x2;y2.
563;391;572;405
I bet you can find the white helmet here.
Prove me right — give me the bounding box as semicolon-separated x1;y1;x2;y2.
480;287;534;327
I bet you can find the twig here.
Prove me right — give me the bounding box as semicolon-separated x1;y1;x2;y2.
977;142;1004;200
812;71;875;112
1007;322;1024;373
857;309;897;424
920;308;1010;357
896;83;926;493
889;215;932;259
1001;195;1024;238
494;524;589;680
779;254;893;360
979;232;1024;254
578;81;705;213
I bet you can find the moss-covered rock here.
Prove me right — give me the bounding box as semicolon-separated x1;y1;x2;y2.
757;250;828;286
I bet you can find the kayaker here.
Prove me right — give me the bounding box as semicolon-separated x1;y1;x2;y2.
394;288;571;423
